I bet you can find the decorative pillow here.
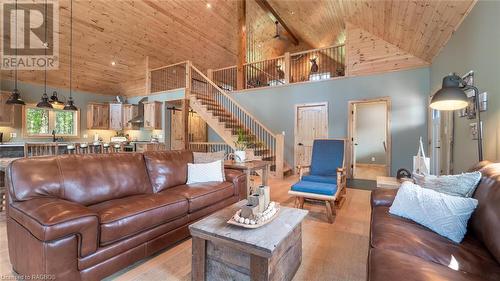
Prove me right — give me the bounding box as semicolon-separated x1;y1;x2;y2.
187;160;224;184
414;171;481;197
389;181;478;243
193;151;226;178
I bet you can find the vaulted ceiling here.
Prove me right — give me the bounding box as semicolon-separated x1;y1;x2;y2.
250;0;475;63
1;0;476;96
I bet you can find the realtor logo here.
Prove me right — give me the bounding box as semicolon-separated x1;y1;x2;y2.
1;0;59;70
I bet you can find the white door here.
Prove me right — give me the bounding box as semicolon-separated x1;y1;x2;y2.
294;103;328;171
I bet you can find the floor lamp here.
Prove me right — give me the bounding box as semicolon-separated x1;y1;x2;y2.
430;72;484;161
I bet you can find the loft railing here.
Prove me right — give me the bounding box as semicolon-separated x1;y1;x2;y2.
188;63;285;177
209;43;345;91
208;66;237;92
150;61;187;93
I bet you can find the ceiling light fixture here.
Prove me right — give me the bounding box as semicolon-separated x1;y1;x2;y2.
64;0;78;111
6;0;25;105
37;0;53;109
206;3;211;8
111;61;116;66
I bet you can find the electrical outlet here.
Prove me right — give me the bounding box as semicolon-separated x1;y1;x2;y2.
10;133;16;138
371;157;376;162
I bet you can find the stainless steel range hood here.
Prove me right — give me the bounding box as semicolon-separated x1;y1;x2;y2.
129;97;148;124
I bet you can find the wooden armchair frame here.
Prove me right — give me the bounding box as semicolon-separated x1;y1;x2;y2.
289;139;347;223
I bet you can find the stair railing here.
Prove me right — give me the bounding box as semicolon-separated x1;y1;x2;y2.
188;63;285;178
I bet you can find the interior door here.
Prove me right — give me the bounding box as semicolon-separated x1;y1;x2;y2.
170;109;184;150
189;112;207;142
351;101;389;180
294;103;328;171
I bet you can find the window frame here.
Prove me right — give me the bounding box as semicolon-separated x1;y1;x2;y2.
22;104;80;138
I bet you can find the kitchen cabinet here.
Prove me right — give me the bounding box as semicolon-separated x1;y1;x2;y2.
0;92;14;126
87;103;109;130
109;103;123;130
123;104;139;130
135;143;167;152
143;101;162;130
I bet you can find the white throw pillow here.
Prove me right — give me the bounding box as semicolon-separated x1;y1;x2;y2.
389;181;478;243
187;160;224;184
413;171;481;197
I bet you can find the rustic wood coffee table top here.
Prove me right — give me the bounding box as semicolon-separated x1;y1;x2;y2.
189;200;308;258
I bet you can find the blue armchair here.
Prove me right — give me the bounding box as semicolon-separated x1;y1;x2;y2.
288;139;347;223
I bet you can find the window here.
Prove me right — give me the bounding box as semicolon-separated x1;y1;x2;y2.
24;105;79;137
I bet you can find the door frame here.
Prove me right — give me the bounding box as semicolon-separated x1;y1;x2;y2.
294;102;329;173
347;97;392;178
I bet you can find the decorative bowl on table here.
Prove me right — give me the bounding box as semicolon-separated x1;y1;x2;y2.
227;201;280;229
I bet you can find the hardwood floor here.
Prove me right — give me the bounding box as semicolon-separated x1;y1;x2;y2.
0;176;372;281
354;163;387;180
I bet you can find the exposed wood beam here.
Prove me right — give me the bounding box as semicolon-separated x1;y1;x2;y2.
237;0;246;90
254;0;299;45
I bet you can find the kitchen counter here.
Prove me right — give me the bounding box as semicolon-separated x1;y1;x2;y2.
0;142;70;147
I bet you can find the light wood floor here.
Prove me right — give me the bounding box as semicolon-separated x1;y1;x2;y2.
0;176;372;281
354;163;387;180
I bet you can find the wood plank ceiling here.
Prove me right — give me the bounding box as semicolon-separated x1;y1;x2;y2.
1;0;475;96
1;0;239;96
265;0;476;62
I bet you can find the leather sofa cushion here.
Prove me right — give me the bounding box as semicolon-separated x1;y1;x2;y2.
165;181;234;213
371;206;500;281
369;249;485;281
471;163;500;264
89;193;188;246
8;157;63;201
144;150;193;192
57;154;152;205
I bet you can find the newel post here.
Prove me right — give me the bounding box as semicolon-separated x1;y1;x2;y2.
284;52;291;84
275;133;285;179
207;69;213;81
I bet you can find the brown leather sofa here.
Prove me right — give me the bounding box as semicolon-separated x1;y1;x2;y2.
368;161;500;281
6;151;246;281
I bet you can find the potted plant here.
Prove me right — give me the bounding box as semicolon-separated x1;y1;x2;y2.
234;128;249;162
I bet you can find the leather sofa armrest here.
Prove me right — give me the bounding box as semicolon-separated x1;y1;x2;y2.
225;169;247;200
371;188;399;208
9;198;99;257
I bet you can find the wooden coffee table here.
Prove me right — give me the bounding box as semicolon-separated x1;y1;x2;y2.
189;200;308;281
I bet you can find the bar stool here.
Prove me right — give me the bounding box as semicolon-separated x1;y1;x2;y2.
111;143;122;153
77;143;89;154
102;143;111;153
89;142;102;153
66;143;77;154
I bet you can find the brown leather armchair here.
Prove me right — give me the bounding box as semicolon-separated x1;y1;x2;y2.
6;151;246;281
368;162;500;281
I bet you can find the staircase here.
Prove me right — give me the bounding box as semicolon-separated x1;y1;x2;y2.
186;63;291;178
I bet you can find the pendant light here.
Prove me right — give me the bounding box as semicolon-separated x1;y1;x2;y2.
49;91;64;107
6;0;25;105
64;0;77;111
37;0;53;109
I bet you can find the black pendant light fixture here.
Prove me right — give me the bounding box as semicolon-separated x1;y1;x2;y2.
49;91;64;107
64;0;77;111
6;0;25;105
37;0;53;109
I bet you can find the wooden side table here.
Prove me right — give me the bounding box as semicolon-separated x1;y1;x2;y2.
224;160;271;196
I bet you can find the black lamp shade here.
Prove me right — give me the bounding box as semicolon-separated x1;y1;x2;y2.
63;97;78;111
430;74;468;111
49;91;65;106
6;89;25;105
37;93;53;109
